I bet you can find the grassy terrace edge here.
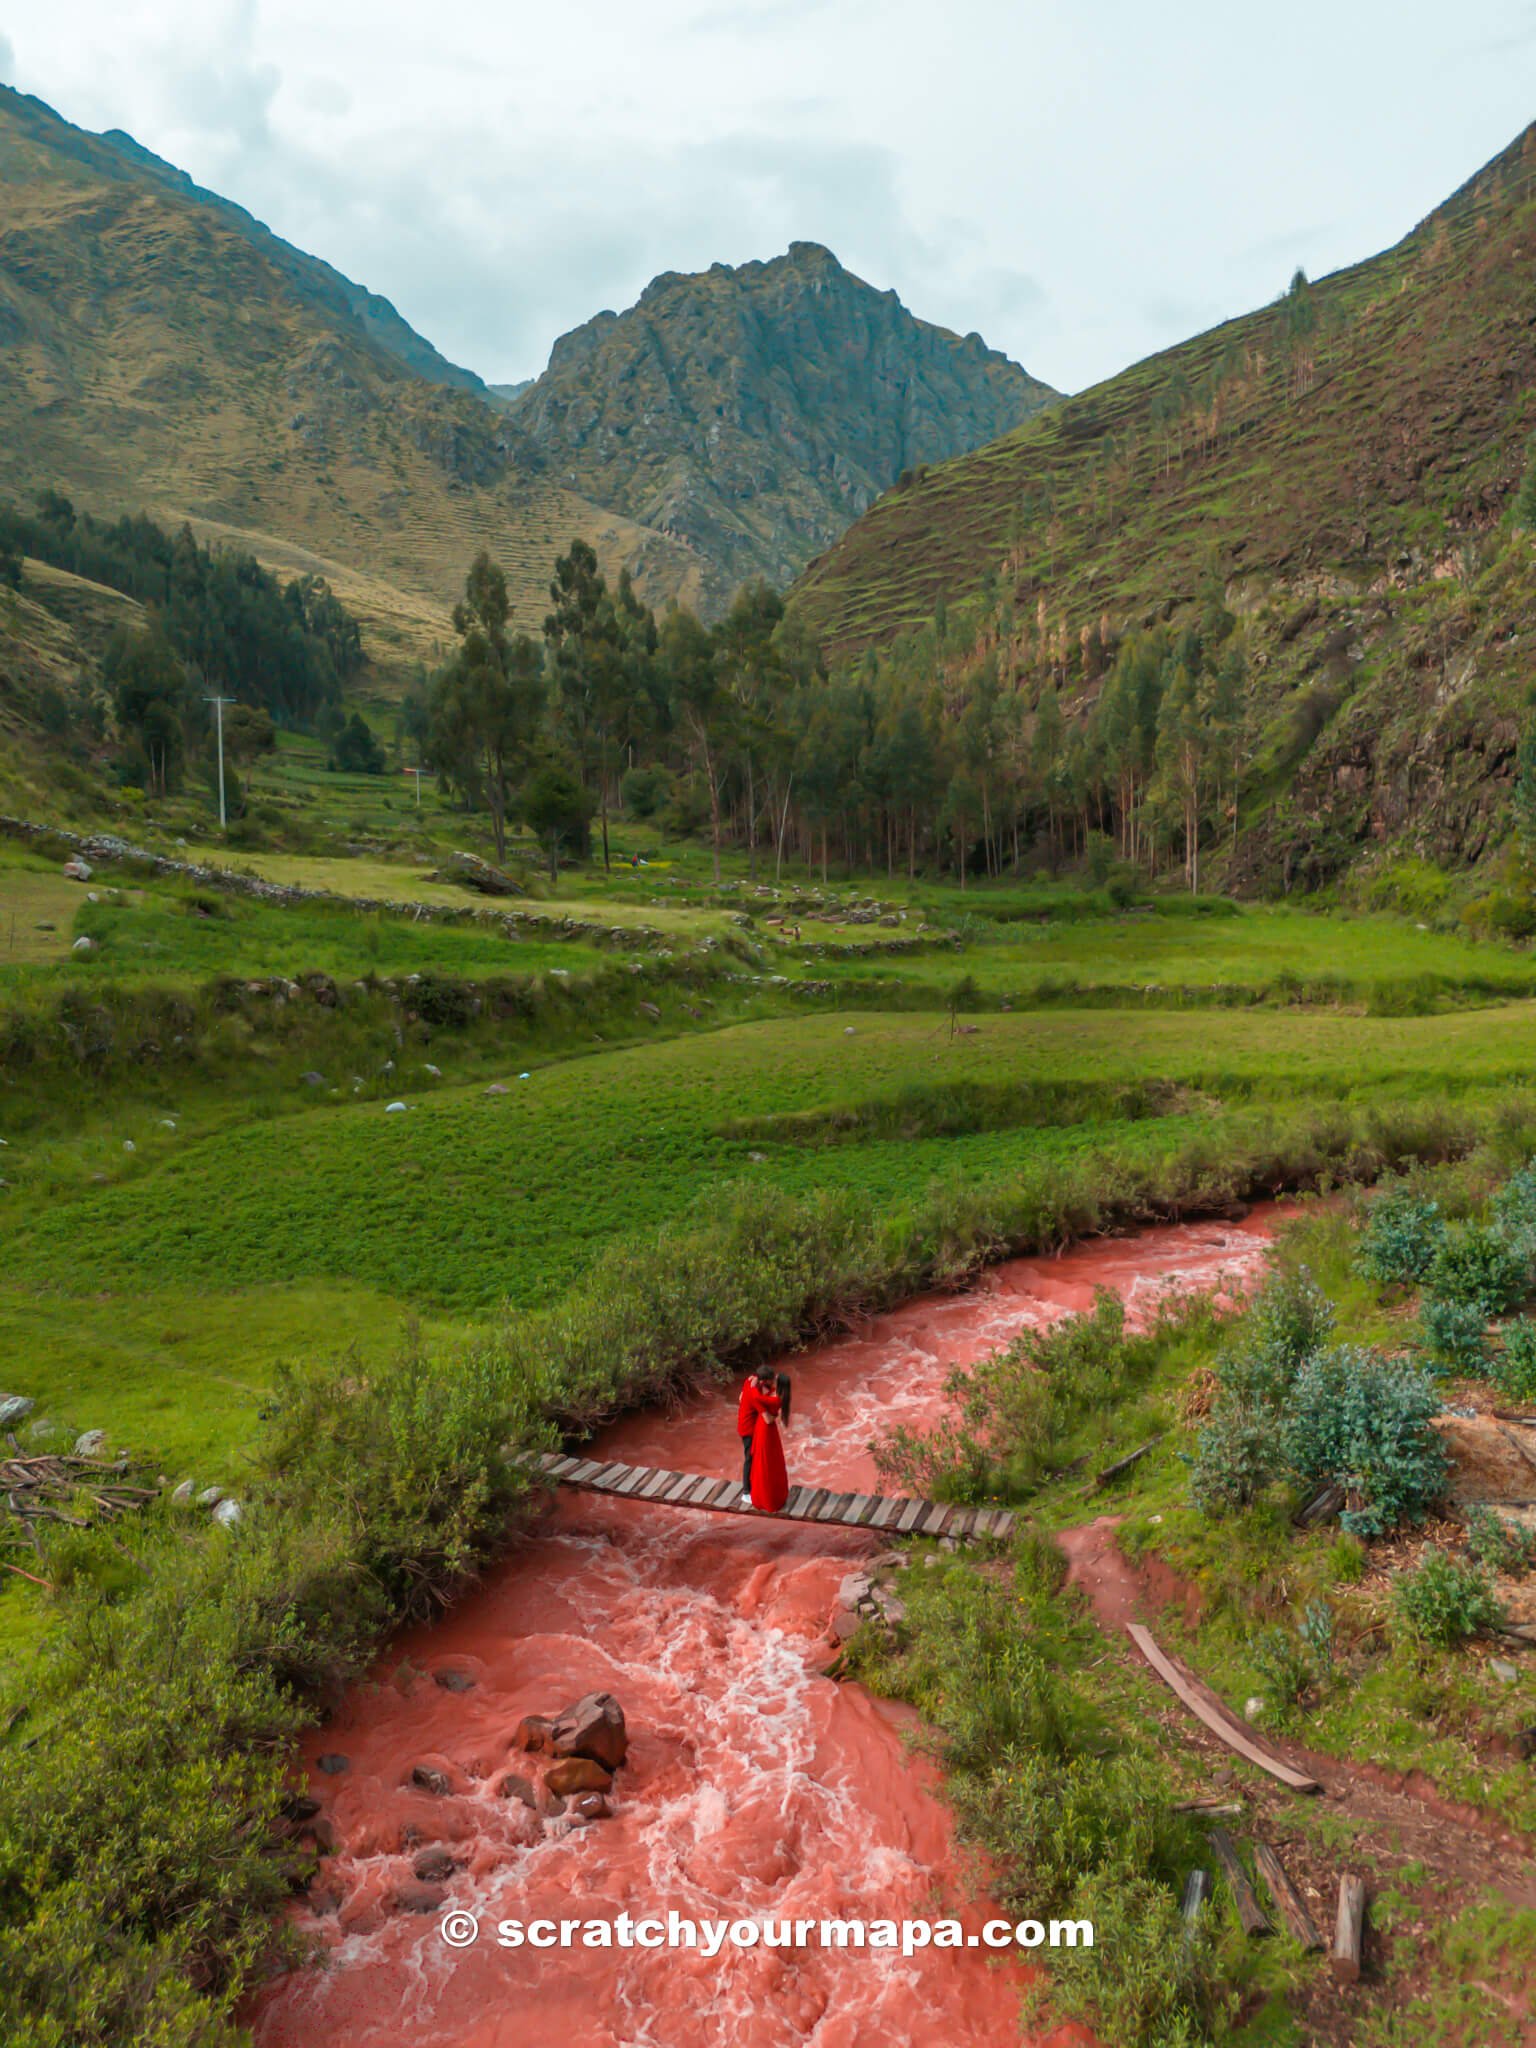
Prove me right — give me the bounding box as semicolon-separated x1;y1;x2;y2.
0;1089;1508;2047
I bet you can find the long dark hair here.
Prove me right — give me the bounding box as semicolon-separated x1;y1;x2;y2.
775;1371;792;1424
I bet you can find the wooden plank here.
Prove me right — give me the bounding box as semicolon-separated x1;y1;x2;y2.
612;1467;652;1497
970;1509;1000;1538
895;1498;926;1534
1252;1840;1324;1952
991;1512;1017;1540
705;1479;743;1509
845;1493;877;1526
868;1497;903;1530
564;1460;605;1486
586;1463;628;1490
661;1473;699;1503
944;1509;977;1540
1332;1875;1366;1983
1208;1828;1271;1937
790;1489;829;1521
637;1469;675;1500
685;1476;720;1505
816;1491;854;1523
1095;1434;1166;1489
1126;1625;1322;1794
781;1486;812;1518
916;1503;952;1536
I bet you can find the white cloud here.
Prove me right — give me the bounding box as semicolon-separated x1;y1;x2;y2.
0;33;14;84
6;0;1535;395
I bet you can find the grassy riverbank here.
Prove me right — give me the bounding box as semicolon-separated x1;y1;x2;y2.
6;838;1536;2044
856;1138;1536;2046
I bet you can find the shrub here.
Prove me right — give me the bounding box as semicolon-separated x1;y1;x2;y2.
1492;1317;1536;1403
1465;1504;1536;1576
1393;1548;1501;1646
1191;1268;1334;1511
1419;1295;1490;1373
1354;1184;1445;1286
1424;1224;1529;1314
1282;1345;1447;1536
1493;1159;1536;1264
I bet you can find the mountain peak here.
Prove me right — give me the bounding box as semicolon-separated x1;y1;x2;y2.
517;246;1057;605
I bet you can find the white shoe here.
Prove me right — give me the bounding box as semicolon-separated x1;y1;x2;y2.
739;1493;753;1505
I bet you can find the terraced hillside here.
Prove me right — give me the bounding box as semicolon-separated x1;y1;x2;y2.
792;125;1536;884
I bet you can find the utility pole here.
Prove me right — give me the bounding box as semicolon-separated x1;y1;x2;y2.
206;696;235;831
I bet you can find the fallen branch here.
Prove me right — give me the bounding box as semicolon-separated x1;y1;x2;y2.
1332;1874;1366;1983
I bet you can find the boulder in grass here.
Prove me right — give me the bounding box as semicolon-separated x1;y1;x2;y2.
212;1499;243;1530
171;1479;196;1505
0;1395;36;1428
73;1430;108;1457
72;936;95;956
62;857;92;881
433;851;524;897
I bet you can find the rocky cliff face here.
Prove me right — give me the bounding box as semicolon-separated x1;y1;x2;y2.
511;243;1057;608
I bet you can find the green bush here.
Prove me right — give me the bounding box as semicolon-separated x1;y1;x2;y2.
1354;1183;1445;1286
1492;1317;1536;1402
1465;1504;1536;1576
1392;1548;1501;1646
1281;1345;1447;1536
1493;1159;1536;1263
1424;1223;1529;1314
1192;1267;1334;1511
1419;1295;1490;1372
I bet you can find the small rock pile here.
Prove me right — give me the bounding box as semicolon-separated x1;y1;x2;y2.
827;1553;928;1645
502;1689;629;1824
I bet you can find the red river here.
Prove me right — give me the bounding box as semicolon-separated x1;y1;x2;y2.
251;1213;1284;2048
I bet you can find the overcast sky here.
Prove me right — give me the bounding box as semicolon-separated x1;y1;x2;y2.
3;1;1534;394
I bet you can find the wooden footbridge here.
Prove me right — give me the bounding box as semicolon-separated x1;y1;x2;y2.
524;1450;1018;1541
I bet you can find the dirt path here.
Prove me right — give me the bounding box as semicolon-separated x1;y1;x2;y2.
1058;1514;1536;2043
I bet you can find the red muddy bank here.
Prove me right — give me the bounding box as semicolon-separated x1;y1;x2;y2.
252;1213;1288;2048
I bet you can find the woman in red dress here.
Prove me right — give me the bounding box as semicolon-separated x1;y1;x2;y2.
741;1370;789;1512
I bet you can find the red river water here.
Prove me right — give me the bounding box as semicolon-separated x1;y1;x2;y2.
251;1213;1285;2048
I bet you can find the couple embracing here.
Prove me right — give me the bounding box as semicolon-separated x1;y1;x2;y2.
737;1368;791;1512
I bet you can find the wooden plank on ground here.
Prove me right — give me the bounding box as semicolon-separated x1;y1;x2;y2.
1208;1828;1271;1937
1126;1624;1322;1794
1252;1840;1324;1952
1332;1875;1366;1982
1095;1435;1165;1489
991;1511;1017;1539
845;1493;877;1526
944;1509;977;1539
911;1503;949;1535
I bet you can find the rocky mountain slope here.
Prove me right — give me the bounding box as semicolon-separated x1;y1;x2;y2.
511;242;1056;609
791;125;1536;887
0;85;704;670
